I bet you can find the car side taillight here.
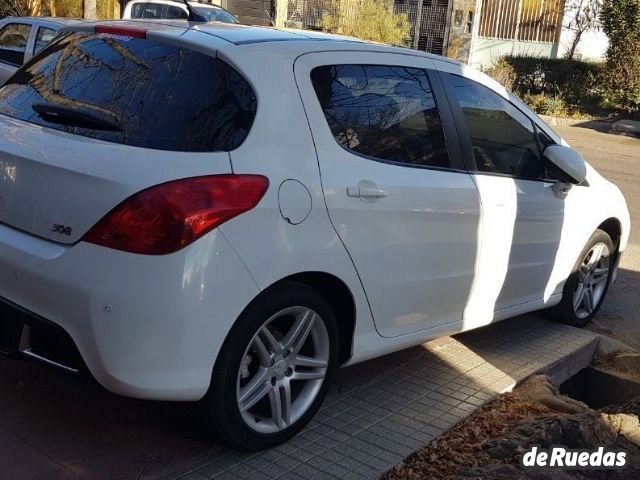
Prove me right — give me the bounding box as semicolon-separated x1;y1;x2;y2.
83;175;269;255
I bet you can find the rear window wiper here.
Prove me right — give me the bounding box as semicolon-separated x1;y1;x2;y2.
32;102;121;131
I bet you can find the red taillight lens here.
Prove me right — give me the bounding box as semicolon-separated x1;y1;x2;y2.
83;175;269;255
94;26;147;39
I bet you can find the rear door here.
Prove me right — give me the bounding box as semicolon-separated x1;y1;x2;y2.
295;52;480;338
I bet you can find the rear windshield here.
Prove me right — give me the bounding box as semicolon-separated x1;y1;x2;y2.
0;31;256;152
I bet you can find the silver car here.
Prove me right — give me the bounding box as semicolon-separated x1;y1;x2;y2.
0;17;85;85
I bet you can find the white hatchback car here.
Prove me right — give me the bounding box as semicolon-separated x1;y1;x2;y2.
0;21;630;449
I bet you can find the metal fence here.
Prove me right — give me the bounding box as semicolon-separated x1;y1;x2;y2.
479;0;565;43
285;0;449;55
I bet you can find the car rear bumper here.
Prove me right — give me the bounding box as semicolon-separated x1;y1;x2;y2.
0;224;259;401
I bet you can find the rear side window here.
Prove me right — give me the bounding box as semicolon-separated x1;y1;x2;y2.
311;64;449;169
0;32;256;152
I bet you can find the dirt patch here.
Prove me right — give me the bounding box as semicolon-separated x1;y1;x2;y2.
384;375;640;480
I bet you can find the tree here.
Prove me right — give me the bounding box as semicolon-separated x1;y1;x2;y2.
1;0;42;18
601;0;640;113
321;0;410;47
563;0;603;59
84;0;97;19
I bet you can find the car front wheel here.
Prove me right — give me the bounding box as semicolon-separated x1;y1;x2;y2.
199;282;337;450
551;229;615;327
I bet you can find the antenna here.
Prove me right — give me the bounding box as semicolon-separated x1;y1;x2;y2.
180;0;208;22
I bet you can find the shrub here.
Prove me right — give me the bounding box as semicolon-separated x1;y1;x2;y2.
601;0;640;113
321;0;410;46
484;58;516;91
485;55;604;116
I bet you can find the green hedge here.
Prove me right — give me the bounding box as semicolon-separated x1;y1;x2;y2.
485;56;604;112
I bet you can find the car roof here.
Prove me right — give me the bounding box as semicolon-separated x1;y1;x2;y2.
4;16;87;26
59;19;462;67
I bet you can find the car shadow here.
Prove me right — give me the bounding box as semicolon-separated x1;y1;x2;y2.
0;304;609;479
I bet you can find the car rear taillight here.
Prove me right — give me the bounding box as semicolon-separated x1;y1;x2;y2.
83;175;268;255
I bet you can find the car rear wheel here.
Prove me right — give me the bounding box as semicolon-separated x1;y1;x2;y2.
550;229;614;327
199;282;337;450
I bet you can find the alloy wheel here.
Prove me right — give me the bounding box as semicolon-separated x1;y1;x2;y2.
572;242;611;319
236;306;329;434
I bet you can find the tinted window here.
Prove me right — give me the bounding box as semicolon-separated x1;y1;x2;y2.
0;32;256;152
166;5;188;19
34;27;57;54
0;23;31;66
311;64;449;168
442;73;546;180
131;3;166;18
199;7;239;23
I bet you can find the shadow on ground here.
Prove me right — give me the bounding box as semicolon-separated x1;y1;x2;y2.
0;311;599;480
590;269;640;351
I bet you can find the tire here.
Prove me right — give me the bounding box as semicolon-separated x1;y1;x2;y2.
199;281;338;450
549;229;615;327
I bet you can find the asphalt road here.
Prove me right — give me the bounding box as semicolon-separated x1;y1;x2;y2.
554;124;640;348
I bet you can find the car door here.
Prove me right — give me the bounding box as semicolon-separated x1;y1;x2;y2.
0;22;32;85
295;51;481;338
435;62;567;327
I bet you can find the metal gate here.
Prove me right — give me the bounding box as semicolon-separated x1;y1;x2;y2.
395;0;449;55
286;0;450;56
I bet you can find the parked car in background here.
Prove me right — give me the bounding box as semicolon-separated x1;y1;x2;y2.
0;20;630;450
0;17;85;85
122;0;239;22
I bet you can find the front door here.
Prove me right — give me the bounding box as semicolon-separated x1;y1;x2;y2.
436;65;567;327
295;52;481;337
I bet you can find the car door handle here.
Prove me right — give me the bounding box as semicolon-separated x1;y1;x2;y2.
347;186;388;199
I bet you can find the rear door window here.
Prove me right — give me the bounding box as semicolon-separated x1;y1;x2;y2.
311;64;450;169
165;5;188;19
0;23;31;66
0;31;257;152
34;27;57;54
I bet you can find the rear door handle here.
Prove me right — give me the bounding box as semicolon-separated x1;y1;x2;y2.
347;186;388;199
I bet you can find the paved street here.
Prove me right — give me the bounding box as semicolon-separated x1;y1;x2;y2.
0;124;637;479
554;124;640;349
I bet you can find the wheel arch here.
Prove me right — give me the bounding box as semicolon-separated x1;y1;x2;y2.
259;272;356;365
598;217;622;252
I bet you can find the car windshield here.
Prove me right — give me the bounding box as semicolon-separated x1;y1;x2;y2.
195;6;239;23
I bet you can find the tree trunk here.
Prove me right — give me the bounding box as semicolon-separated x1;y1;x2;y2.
84;0;97;19
28;0;42;16
567;30;583;59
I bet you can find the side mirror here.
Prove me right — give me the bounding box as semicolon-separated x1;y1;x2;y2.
543;145;587;185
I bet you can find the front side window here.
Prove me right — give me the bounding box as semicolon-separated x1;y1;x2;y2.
0;23;31;66
442;72;548;180
0;32;256;152
311;64;450;169
34;27;57;54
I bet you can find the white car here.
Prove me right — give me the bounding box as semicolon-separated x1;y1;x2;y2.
122;0;239;23
0;17;84;85
0;21;630;450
